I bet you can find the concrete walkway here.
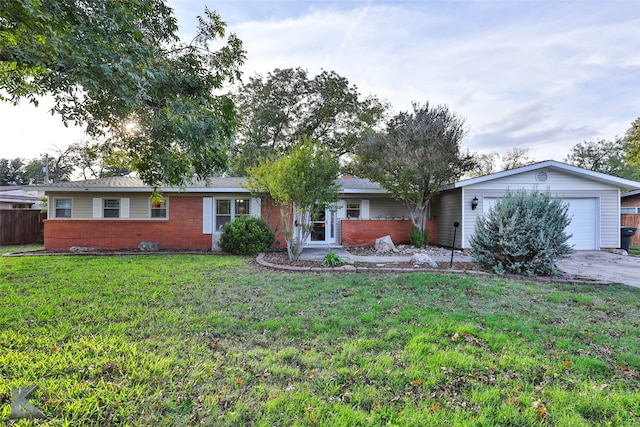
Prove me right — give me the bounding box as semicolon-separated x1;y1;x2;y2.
556;251;640;288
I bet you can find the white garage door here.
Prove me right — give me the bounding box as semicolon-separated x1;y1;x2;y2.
483;197;598;250
564;198;598;250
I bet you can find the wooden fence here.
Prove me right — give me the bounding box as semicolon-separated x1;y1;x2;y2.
621;214;640;247
0;210;46;245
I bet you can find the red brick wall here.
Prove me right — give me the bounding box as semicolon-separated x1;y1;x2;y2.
621;194;640;207
340;219;436;247
45;194;441;250
260;197;290;249
44;195;212;250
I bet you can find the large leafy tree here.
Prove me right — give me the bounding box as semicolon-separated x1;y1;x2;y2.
1;1;245;187
0;158;25;185
0;152;75;185
467;152;499;178
564;139;626;176
354;102;476;236
231;67;387;174
66;140;131;179
246;136;340;261
500;147;535;170
624;118;640;166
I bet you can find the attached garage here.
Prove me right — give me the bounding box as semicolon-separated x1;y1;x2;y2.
434;161;640;250
482;196;599;250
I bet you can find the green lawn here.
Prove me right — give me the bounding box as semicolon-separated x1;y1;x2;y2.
1;250;639;426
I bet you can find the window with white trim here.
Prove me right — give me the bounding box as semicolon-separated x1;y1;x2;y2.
55;198;72;218
215;198;251;230
151;197;167;218
103;199;120;218
621;207;640;214
235;199;249;216
216;199;232;230
346;201;360;219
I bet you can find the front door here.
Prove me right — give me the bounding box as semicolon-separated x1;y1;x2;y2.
309;208;336;244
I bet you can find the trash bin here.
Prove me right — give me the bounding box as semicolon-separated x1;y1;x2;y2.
620;227;637;252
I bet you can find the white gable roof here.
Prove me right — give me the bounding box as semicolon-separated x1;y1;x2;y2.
452;160;640;191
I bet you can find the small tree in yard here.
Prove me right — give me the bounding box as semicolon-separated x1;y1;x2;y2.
246;136;340;261
470;190;573;276
354;102;475;245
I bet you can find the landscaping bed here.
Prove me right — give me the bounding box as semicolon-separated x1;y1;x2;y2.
261;251;475;271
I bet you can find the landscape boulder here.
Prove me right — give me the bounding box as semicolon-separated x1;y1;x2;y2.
138;241;160;252
375;235;397;253
70;246;91;253
411;253;438;268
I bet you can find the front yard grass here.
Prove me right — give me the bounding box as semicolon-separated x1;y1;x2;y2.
1;253;639;426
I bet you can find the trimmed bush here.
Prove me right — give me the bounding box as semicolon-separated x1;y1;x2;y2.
220;216;275;255
470;190;573;276
410;226;430;248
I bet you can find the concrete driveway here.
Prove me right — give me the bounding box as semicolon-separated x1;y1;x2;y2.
556;251;640;288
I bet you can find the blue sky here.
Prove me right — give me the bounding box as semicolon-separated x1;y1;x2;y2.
2;0;639;167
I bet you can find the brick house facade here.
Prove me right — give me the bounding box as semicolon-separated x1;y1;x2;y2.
40;176;426;250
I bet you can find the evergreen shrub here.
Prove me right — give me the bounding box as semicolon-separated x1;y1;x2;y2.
470;190;573;276
220;216;275;255
410;226;430;248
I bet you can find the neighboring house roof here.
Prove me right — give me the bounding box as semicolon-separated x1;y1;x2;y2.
0;185;41;207
36;175;387;194
0;194;39;204
622;189;640;198
451;160;640;191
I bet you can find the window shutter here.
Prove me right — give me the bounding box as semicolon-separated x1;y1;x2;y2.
202;197;213;234
120;198;130;218
250;198;261;218
92;198;102;218
361;200;370;219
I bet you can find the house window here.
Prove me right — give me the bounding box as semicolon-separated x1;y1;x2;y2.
216;199;232;229
215;198;252;229
235;199;249;216
151;198;167;218
103;199;120;218
55;198;72;218
621;207;640;214
346;201;360;219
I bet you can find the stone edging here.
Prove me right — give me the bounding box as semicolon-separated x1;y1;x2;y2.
255;253;612;286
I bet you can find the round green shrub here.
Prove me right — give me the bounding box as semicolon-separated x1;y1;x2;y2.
220;216;275;255
470;190;573;276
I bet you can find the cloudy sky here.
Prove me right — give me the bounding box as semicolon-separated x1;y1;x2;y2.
2;0;639;165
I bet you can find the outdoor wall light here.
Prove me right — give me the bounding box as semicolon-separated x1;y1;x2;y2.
471;196;479;210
